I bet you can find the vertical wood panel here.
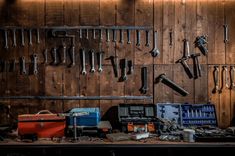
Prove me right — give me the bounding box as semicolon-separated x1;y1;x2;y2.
135;0;153;65
45;0;64;26
153;0;163;64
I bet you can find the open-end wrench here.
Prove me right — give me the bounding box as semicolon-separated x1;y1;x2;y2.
12;29;17;47
120;59;127;81
150;31;160;57
212;66;219;94
21;28;25;47
81;49;87;75
51;47;58;65
32;54;38;75
145;30;150;47
69;46;75;67
36;28;40;44
106;29;110;42
28;29;32;46
127;29;131;44
90;49;96;73
224;66;229;89
136;30;140;46
119;29;124;44
127;60;133;75
79;29;83;39
20;56;27;75
98;51;104;73
112;29;117;42
4;29;8;49
99;29;103;41
93;29;96;39
43;49;48;65
230;66;235;89
62;44;67;64
86;29;89;39
223;24;228;43
140;67;148;94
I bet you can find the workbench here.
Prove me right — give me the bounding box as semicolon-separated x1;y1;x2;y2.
1;138;235;156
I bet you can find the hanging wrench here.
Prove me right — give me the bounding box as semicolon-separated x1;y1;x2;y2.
145;30;150;47
212;66;219;94
98;51;104;73
32;54;38;75
93;29;96;39
4;29;8;49
127;29;131;44
28;29;32;46
81;49;87;75
21;28;25;47
20;56;27;75
140;67;148;94
150;31;160;57
119;29;124;44
112;29;117;42
120;59;127;81
62;44;67;64
69;46;75;67
99;29;103;41
43;49;48;64
106;29;110;42
224;66;229;89
127;60;133;75
90;50;96;73
223;24;228;43
12;29;17;47
51;47;58;65
86;29;89;39
183;39;190;59
79;29;83;39
136;30;141;46
36;28;40;44
230;66;235;89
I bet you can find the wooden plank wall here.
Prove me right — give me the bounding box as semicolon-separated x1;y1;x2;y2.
0;0;235;128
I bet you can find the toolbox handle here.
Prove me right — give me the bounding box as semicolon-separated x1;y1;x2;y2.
36;110;53;115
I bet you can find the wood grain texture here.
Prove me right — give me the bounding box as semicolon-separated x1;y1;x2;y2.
45;0;64;26
134;0;153;65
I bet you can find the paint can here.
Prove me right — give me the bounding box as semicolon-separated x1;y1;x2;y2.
183;129;195;142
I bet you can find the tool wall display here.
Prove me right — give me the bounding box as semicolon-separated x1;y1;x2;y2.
118;104;157;132
155;103;218;127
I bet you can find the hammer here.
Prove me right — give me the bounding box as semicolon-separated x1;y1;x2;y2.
191;53;201;79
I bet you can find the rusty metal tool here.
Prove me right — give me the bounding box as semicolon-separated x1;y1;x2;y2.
150;31;160;57
212;66;219;94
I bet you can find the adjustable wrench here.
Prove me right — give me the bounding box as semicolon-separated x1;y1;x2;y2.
150;31;160;57
112;29;117;42
69;46;75;67
230;66;235;89
136;30;141;46
106;29;110;42
36;28;40;44
98;51;104;73
223;24;228;43
81;49;87;75
127;60;133;75
28;29;33;46
90;49;96;73
4;29;8;49
51;47;58;65
21;28;25;46
20;56;27;75
145;30;150;47
119;29;124;44
61;45;67;64
212;66;219;94
12;29;17;47
127;29;131;44
140;67;148;94
155;73;189;96
32;54;38;75
43;49;48;64
120;59;127;81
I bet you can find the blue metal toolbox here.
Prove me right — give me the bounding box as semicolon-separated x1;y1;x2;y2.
66;108;100;127
155;103;217;127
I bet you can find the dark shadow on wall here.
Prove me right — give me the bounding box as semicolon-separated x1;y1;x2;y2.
1;0;20;25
